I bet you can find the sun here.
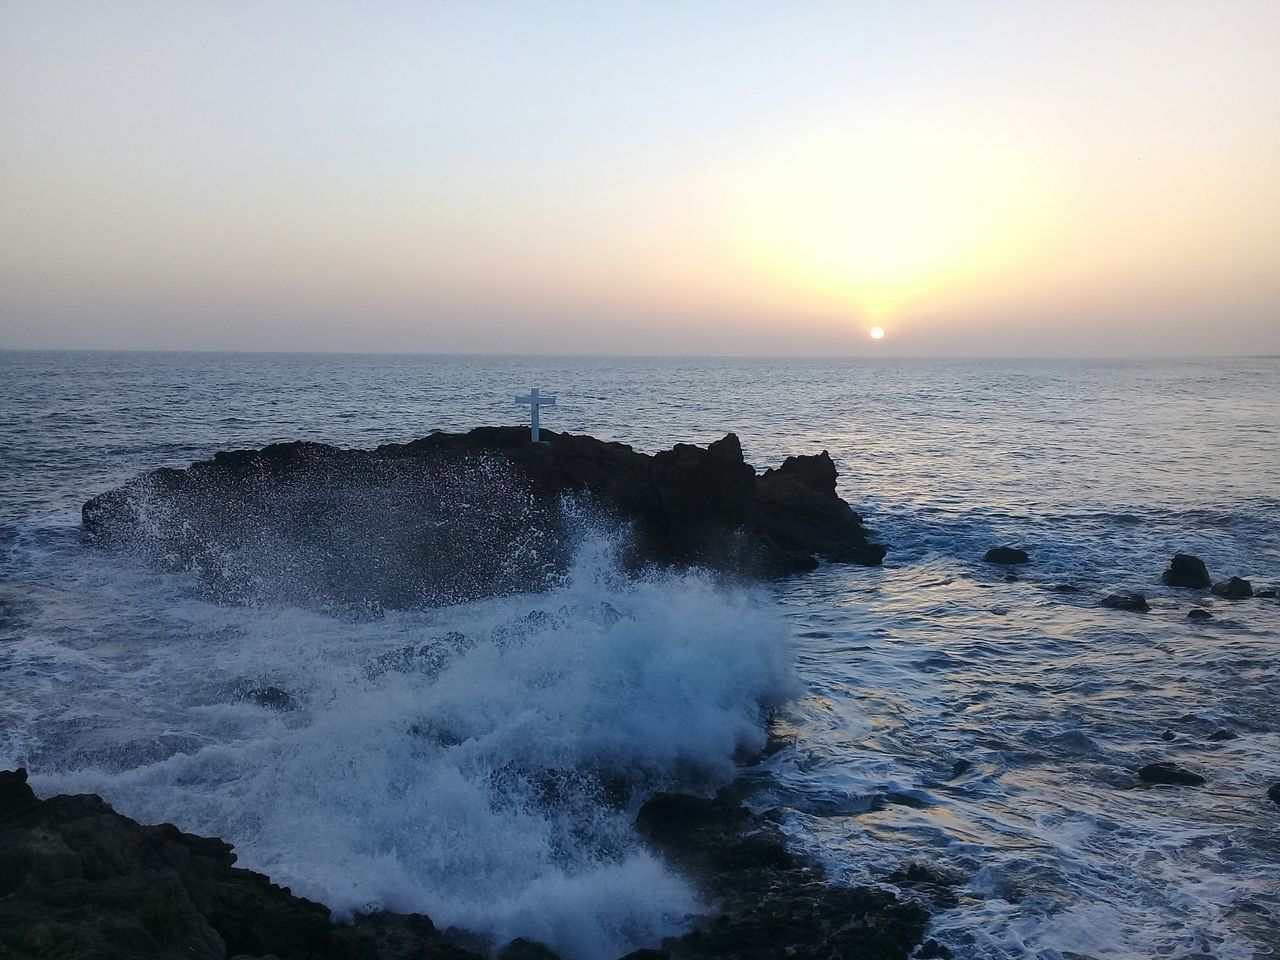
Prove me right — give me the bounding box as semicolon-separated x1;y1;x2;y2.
869;326;885;340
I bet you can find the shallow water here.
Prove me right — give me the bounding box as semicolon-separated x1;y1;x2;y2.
2;351;1278;958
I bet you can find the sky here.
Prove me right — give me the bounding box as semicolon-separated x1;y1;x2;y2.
1;0;1278;356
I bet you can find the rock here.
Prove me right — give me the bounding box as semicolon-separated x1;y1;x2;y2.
1137;762;1206;786
984;546;1029;565
1269;783;1280;806
1256;588;1278;599
1187;608;1212;621
234;684;293;710
919;940;954;959
1101;592;1150;613
83;429;886;610
949;759;973;779
1161;729;1176;741
1161;553;1212;589
1207;729;1237;741
885;863;965;909
635;791;926;960
496;939;563;960
1211;577;1253;599
0;769;480;960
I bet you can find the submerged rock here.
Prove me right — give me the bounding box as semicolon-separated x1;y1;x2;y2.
1207;729;1237;741
0;768;480;960
1101;592;1150;613
635;791;926;959
1161;553;1212;589
82;428;885;609
1256;587;1278;599
1212;577;1254;599
1187;608;1213;621
1137;762;1206;786
984;546;1029;565
1269;783;1280;806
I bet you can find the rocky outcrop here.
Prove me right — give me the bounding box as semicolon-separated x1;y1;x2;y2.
82;429;884;609
0;769;479;960
633;791;927;959
1212;577;1253;599
1;771;929;960
1101;592;1150;613
983;547;1029;565
1161;553;1211;589
1136;762;1205;787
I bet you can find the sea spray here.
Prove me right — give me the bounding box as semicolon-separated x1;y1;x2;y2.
20;532;800;959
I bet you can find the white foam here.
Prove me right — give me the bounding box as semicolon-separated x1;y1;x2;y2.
17;534;799;959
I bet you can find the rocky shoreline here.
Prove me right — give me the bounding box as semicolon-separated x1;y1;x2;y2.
1;769;928;960
82;428;884;610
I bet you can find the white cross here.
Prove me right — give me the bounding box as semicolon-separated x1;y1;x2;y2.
514;387;556;442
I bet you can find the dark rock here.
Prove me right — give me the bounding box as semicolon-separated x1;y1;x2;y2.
1137;762;1206;786
1161;729;1176;741
616;952;670;960
1211;577;1253;599
885;863;965;909
1187;608;1212;621
1256;588;1278;599
0;768;480;960
234;684;293;711
984;547;1029;565
635;791;926;960
1161;553;1212;589
1002;573;1017;583
1269;783;1280;806
83;429;885;610
1207;729;1237;741
496;938;562;960
1101;592;1150;613
919;940;953;959
949;759;973;779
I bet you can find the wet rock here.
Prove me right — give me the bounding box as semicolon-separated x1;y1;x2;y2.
1207;729;1237;741
1002;573;1018;583
234;684;293;710
1211;577;1253;599
1187;608;1212;621
1137;762;1206;786
1161;553;1212;589
497;938;563;960
949;759;973;779
1101;592;1150;613
1256;588;1278;599
1161;729;1176;741
83;429;886;609
1049;583;1080;593
636;791;926;960
886;863;965;909
0;769;480;960
984;546;1029;565
1269;783;1280;806
918;940;954;959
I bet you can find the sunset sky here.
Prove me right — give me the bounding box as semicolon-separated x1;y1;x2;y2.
2;1;1278;356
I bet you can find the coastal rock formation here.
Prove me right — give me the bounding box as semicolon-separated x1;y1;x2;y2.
1212;576;1253;599
0;769;478;960
1137;762;1206;787
983;546;1029;565
1161;553;1212;589
1101;592;1150;613
634;791;927;959
82;428;884;609
1;771;929;960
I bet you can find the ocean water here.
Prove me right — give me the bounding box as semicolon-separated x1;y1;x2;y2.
2;350;1278;959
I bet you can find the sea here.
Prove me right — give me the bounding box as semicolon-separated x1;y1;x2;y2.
2;350;1277;960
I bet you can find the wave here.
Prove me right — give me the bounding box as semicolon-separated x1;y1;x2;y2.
12;533;799;959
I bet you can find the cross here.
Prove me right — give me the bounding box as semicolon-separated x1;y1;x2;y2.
514;387;556;443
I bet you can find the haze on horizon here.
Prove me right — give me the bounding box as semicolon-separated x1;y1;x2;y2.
2;1;1278;358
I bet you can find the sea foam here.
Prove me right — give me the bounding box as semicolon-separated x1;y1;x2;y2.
21;534;799;959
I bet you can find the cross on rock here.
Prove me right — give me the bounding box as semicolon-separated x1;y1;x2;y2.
514;387;556;442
